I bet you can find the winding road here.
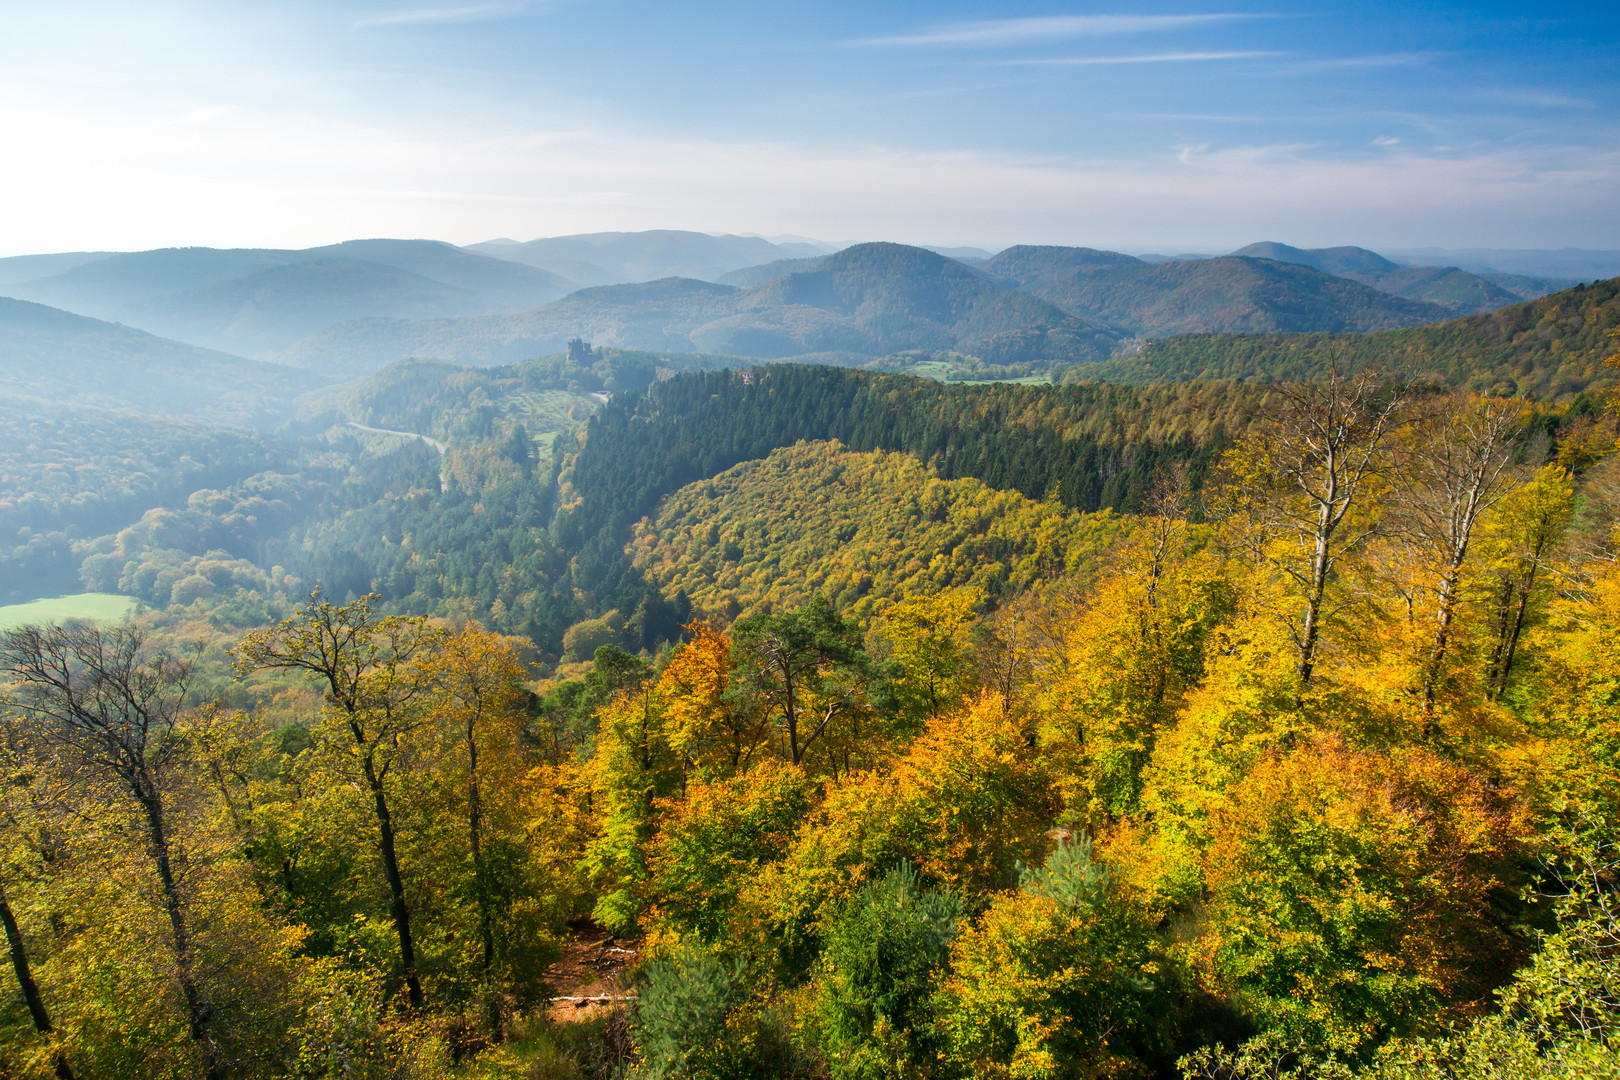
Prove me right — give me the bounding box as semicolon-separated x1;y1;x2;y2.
346;421;448;453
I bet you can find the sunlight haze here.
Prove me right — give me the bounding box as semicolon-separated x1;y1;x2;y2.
2;0;1616;253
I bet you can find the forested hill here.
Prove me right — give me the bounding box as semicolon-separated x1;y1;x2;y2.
1228;241;1537;311
729;242;1120;367
1079;275;1620;399
0;295;322;427
629;440;1130;623
273;242;1118;375
5;240;574;356
984;249;1452;337
559;364;1262;572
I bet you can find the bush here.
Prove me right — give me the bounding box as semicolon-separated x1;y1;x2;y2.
1018;833;1111;912
815;861;963;1080
632;944;745;1080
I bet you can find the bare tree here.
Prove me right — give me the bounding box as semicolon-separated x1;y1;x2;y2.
1138;462;1192;611
233;592;444;1010
1223;369;1407;686
0;624;220;1080
1390;393;1522;719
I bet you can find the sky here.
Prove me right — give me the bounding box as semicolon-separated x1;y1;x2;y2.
1;1;1617;255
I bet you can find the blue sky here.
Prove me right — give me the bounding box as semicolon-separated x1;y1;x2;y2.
1;1;1616;254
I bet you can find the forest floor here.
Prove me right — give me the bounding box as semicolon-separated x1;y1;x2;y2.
542;927;639;1024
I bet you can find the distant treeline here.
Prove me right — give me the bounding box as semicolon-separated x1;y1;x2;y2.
1077;276;1620;399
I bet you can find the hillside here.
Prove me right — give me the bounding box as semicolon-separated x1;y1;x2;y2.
1077;276;1620;400
133;259;483;354
4;240;573;356
275;278;740;372
716;243;1120;366
982;248;1451;335
0;296;323;427
0;251;109;287
629;440;1127;623
333;348;701;446
561;365;1261;602
467;229;829;285
1231;241;1530;312
277;243;1120;374
718;255;829;287
0;399;287;600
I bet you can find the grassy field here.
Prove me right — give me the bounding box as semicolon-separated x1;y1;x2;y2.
0;592;140;629
508;388;603;451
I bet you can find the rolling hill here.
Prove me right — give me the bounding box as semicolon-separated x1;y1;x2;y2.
3;240;574;356
718;255;830;288
1075;276;1620;400
1226;242;1397;278
132;259;485;354
982;247;1452;336
466;230;831;285
1230;241;1533;312
277;243;1121;374
628;440;1126;624
0;251;111;288
0;296;324;427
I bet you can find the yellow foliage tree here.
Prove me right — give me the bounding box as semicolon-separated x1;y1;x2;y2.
1199;733;1522;1053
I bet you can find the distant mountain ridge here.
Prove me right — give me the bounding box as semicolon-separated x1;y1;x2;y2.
981;247;1453;336
465;230;833;286
1384;247;1620;280
3;239;574;356
1229;241;1538;312
0;296;323;427
278;243;1120;374
719;256;830;288
6;231;1599;387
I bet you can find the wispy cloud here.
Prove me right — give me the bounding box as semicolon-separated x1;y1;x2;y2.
353;3;526;30
851;14;1271;48
1280;51;1445;72
4;88;1617;254
1008;51;1283;67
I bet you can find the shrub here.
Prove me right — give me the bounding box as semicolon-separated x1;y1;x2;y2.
815;861;963;1080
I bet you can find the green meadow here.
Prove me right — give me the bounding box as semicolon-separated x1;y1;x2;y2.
0;592;139;630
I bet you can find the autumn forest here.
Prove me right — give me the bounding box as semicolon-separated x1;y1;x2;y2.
0;304;1615;1080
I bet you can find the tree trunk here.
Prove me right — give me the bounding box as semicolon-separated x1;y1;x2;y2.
467;729;494;974
1297;504;1334;687
1484;575;1516;694
784;659;802;766
1494;570;1538;701
136;781;222;1080
1420;556;1466;725
0;881;73;1080
362;756;424;1009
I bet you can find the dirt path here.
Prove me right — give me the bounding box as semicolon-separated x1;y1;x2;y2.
542;929;639;1023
